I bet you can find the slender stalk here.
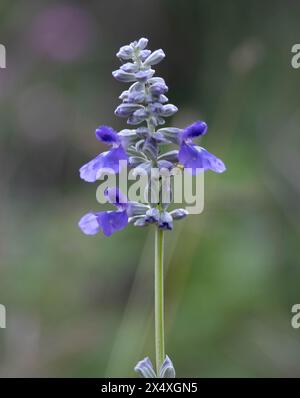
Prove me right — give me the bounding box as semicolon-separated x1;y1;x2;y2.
155;227;165;375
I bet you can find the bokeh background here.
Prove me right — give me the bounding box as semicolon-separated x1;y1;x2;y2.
0;0;300;377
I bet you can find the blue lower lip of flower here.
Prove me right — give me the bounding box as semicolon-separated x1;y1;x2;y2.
79;146;128;182
98;210;128;236
178;142;226;175
79;210;128;237
79;153;106;183
100;146;128;172
78;212;102;235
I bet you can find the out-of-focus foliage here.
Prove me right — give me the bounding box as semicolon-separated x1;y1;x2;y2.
0;0;300;377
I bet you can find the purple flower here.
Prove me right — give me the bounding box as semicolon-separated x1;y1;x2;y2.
182;120;207;140
78;188;129;237
79;126;128;182
178;121;226;175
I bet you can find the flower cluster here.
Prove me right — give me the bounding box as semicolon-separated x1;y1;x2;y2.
78;38;226;237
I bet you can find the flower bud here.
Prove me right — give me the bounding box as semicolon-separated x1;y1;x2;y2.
136;37;149;50
158;211;173;230
159;94;169;103
143;137;158;159
157;116;166;125
133;108;148;118
157;150;179;163
148;102;163;115
140;49;151;61
112;69;136;82
128;91;145;103
145;208;160;223
157;127;182;144
170;209;188;220
148;77;166;85
119;90;129;100
135;69;155;82
152;131;170;143
116;45;134;60
120;62;139;73
149;82;168;96
115;103;143;117
127;115;145;125
118;129;138;147
135;127;149;138
128;202;150;217
159;104;178;117
144;49;166;66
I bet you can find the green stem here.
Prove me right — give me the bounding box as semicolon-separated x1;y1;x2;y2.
155;227;165;375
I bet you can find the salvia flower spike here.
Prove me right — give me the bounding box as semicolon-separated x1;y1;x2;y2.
78;37;226;377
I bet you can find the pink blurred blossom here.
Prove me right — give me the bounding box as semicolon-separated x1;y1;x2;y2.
29;4;96;62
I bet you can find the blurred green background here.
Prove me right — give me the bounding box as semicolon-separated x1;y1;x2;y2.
0;0;300;377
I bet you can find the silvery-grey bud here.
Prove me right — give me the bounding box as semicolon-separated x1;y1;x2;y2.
127;202;150;217
159;211;173;230
115;103;143;117
170;209;188;220
120;62;139;73
143;138;158;159
128;91;145;103
127;115;146;125
149;82;168;96
135;69;155;82
159;94;169;103
135;139;146;151
118;129;138;147
133;108;148;119
145;208;160;223
157;116;166;125
144;49;166;66
119;90;129;101
159;104;178;117
136;37;149;50
148;102;163;115
158;150;179;162
148;77;166;85
152;131;170;143
157;127;182;144
116;45;134;60
136;127;149;138
112;70;136;82
140;49;151;61
127;82;145;103
129;156;145;167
